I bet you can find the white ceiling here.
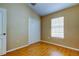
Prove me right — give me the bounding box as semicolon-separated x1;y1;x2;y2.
28;3;78;16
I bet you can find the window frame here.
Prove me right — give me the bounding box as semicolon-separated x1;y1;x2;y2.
51;16;64;39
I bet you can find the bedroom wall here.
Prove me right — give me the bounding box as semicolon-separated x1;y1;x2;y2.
0;3;40;51
41;5;79;49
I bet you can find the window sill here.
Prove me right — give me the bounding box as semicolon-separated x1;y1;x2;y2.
51;37;64;39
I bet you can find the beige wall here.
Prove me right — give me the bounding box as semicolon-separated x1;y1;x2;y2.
41;5;79;49
0;3;40;50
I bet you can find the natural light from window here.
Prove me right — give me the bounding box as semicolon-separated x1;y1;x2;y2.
51;16;64;39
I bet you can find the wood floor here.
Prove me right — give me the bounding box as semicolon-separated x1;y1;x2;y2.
4;42;79;56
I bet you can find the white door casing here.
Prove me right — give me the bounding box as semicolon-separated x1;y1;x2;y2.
28;16;40;44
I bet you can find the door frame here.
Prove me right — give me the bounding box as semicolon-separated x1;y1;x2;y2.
28;16;40;45
0;8;7;55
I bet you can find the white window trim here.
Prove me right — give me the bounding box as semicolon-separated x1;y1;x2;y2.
51;16;64;39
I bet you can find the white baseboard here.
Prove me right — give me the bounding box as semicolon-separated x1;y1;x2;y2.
7;41;40;53
41;40;79;51
4;40;79;55
7;44;30;53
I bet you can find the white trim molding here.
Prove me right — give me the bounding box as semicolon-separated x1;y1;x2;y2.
7;41;40;53
41;40;79;51
7;44;30;53
2;40;79;56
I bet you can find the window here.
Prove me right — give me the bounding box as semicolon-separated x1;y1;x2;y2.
51;17;64;38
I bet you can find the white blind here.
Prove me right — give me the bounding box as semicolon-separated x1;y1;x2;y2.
51;17;64;38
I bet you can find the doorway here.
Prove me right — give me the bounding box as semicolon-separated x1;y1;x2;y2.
28;16;40;44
